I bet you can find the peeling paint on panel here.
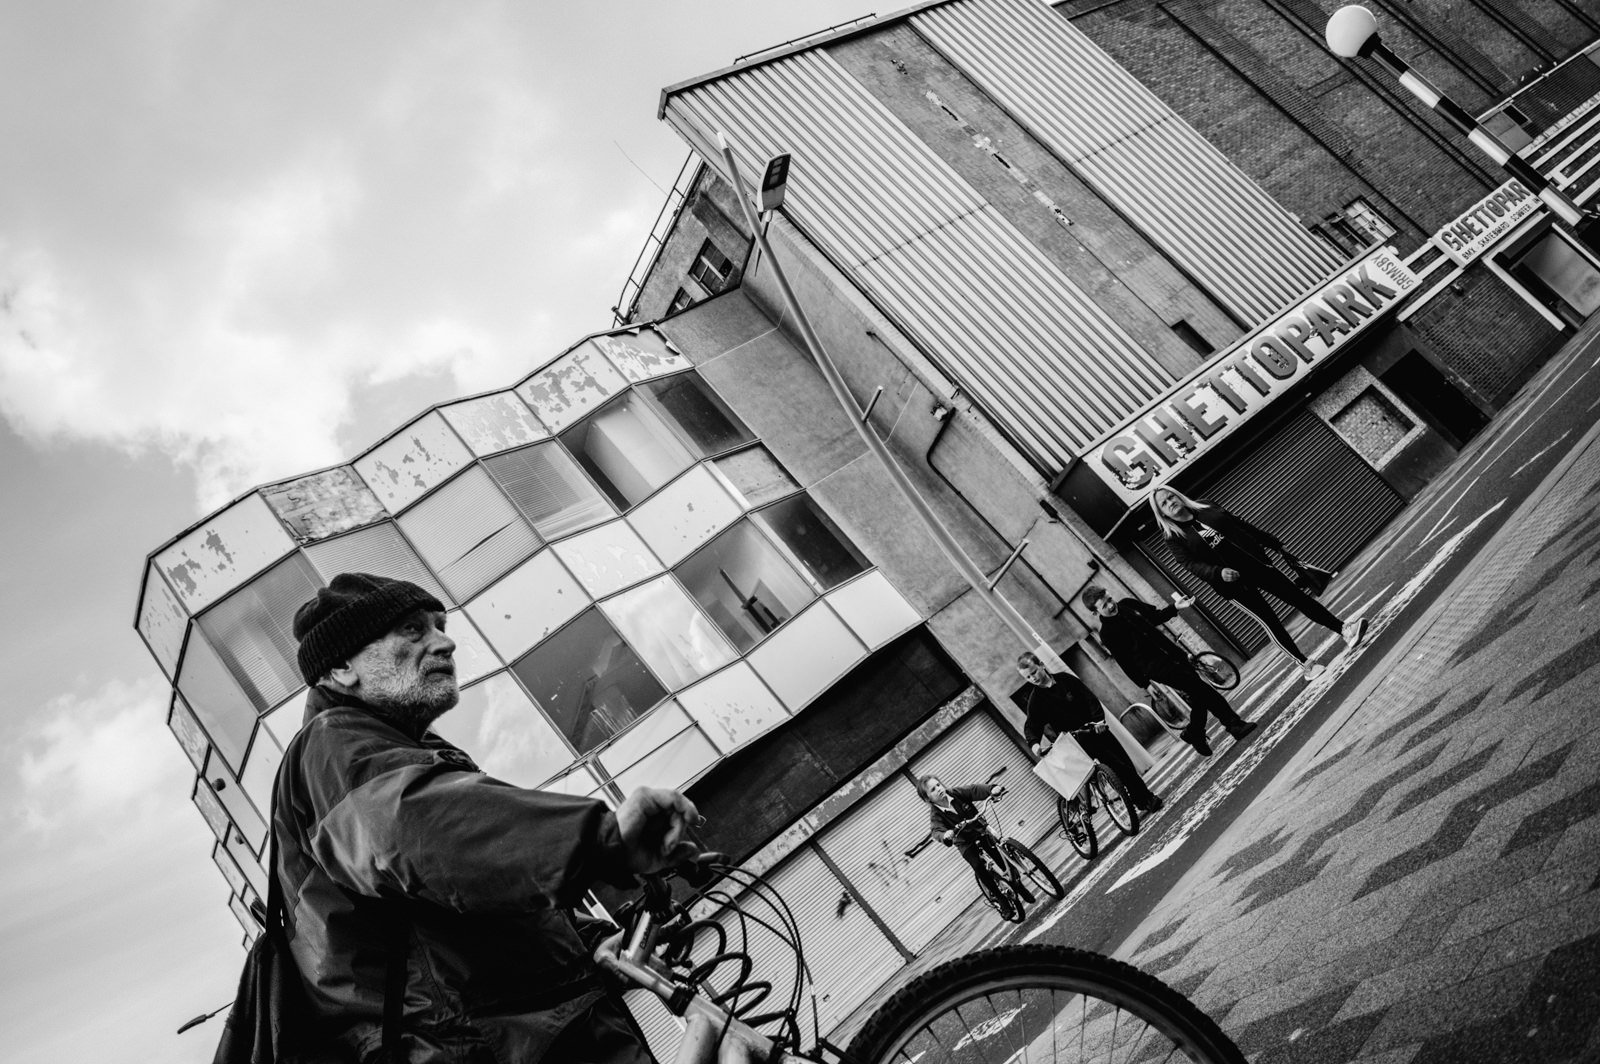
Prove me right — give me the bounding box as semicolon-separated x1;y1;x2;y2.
591;329;691;382
262;468;387;543
440;392;550;456
515;347;628;433
630;466;743;566
154;494;296;612
138;567;191;677
354;412;472;512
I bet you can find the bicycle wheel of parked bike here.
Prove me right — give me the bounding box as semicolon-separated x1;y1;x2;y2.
1001;838;1063;899
1091;767;1140;836
1192;651;1240;691
1055;795;1097;861
845;943;1246;1064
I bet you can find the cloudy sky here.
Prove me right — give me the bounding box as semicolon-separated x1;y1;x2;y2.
0;2;873;1059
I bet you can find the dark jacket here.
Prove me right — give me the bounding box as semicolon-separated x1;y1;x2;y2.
926;784;996;837
1018;672;1105;748
1097;598;1192;688
1164;504;1283;595
275;686;636;1063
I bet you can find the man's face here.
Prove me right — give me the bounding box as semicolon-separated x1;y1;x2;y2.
1017;656;1051;686
347;609;458;727
1091;595;1118;618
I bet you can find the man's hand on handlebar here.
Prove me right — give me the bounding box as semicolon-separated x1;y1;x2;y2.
615;787;702;875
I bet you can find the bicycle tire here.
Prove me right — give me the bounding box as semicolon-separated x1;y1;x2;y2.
844;942;1246;1064
1192;651;1240;691
1056;795;1097;860
1092;768;1141;836
1002;839;1063;899
977;838;1026;923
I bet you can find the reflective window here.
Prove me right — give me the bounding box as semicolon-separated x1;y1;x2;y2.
625;465;743;566
600;577;737;690
591;329;692;382
262;694;304;749
240;729;284;821
303;521;452;605
168;695;209;771
224;814;269;878
431;673;574;788
138;567;188;680
443;609;500;687
595;701;693;780
674;521;815;653
825;570;921;649
439;391;549;456
261;467;387;543
561;393;694;509
213;841;249;897
746;603;866;710
676;663;790;752
641;374;754;458
517;347;630;433
484;442;614;540
355;411;473;512
465;551;589;661
511;609;666;755
177;632;255;772
203;747;269;842
155;494;296;613
398;466;539;601
196;553;322;713
192;780;231;842
610;727;720;794
752;495;870;591
552;522;663;598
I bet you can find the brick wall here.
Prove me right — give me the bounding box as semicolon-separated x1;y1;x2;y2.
1405;268;1563;406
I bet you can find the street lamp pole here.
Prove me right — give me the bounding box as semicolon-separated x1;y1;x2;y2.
714;131;1058;663
1324;5;1590;230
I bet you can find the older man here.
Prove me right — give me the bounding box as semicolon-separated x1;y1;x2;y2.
277;572;696;1063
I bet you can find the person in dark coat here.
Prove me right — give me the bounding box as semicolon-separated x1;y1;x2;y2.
1150;486;1366;681
917;775;1010;900
278;573;701;1063
1014;653;1162;812
1082;584;1256;757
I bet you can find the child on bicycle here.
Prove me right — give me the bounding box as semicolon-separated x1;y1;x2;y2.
1082;584;1257;757
917;774;1008;899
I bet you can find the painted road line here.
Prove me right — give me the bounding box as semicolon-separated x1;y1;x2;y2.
1509;429;1574;480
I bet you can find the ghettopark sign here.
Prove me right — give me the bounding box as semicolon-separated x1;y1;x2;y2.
1087;246;1421;506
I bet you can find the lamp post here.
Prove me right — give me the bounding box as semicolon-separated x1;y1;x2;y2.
1324;5;1590;230
713;132;1060;665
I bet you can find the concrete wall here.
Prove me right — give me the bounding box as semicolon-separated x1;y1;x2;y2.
630;166;752;324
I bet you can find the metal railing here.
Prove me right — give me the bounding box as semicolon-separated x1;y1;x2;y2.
611;153;702;326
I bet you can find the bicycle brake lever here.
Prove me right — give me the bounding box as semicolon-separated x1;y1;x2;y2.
676;850;731;887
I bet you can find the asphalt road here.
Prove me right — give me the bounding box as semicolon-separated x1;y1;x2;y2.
1026;321;1600;958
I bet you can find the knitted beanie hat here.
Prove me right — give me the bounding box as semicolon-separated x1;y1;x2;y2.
293;573;445;685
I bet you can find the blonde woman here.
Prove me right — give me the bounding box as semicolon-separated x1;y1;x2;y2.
1150;487;1365;680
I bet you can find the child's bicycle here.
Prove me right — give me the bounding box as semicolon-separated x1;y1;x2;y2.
915;780;1063;924
593;850;1246;1063
1050;727;1144;862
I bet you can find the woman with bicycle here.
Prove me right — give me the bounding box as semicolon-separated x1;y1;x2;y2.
917;774;1008;899
1083;584;1256;757
1150;486;1366;681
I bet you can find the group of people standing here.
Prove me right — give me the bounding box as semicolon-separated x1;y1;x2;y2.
922;486;1371;897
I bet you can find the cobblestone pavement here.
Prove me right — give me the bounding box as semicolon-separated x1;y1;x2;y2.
1115;419;1600;1063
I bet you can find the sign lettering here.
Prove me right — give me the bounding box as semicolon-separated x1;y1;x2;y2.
1433;180;1539;265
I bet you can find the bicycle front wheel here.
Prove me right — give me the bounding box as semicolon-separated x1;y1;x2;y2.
1002;838;1063;899
1092;768;1141;836
1193;651;1240;691
1056;795;1097;860
846;943;1244;1064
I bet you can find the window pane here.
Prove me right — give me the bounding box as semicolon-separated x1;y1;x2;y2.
439;391;549;456
138;567;188;681
485;442;614;540
177;632;255;772
169;695;209;771
196;553;322;713
676;663;790;752
303;521;452;606
752;495;870;591
261;466;387;544
511;609;666;755
601;577;737;689
444;609;500;687
432;673;574;788
610;728;720;794
712;447;798;509
355;411;473;512
464;551;590;661
626;465;744;566
240;729;284;822
212;841;249;898
398;466;539;601
154;494;296;613
262;693;304;749
552;522;663;598
675;521;815;653
591;329;692;382
517;347;630;433
203;746;269;842
642;374;753;457
596;701;693;779
561;393;693;509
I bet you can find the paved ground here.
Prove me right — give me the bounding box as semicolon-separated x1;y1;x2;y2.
1114;412;1600;1062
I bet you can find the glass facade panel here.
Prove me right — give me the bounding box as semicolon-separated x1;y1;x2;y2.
224;814;269;881
674;521;815;653
711;447;799;509
517;347;630;432
542;764;608;799
746;603;865;710
595;701;692;779
642;373;754;457
676;663;790;752
193;780;231;842
752;495;870;591
431;673;574;789
824;571;921;649
262;694;304;749
600;578;737;690
213;841;249;899
397;466;539;601
552;522;663;598
230;894;258;938
591;329;692;382
626;465;743;566
439;391;549;455
465;551;589;661
484;442;614;541
197;553;322;713
137;567;188;681
443;609;499;687
304;522;451;605
240;729;284;821
177;632;255;772
204;747;269;841
261;467;387;543
610;728;719;794
155;493;296;612
511;609;666;755
169;695;209;771
355;411;473;512
561;393;694;509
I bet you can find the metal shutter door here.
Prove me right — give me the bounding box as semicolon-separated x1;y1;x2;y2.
908;711;1057;847
813;774;977;954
